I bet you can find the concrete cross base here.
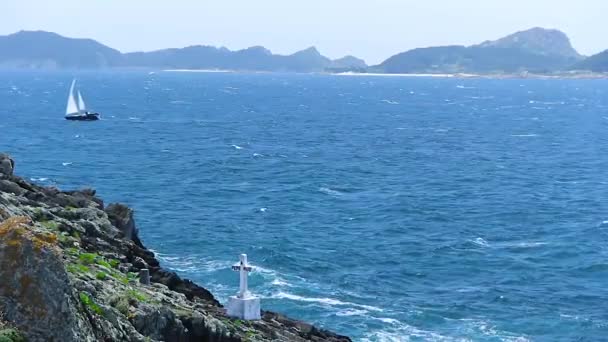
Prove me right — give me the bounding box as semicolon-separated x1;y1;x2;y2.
226;296;261;320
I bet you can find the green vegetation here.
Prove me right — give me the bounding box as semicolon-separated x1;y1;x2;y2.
39;220;59;231
109;259;120;268
95;272;107;280
96;259;111;268
79;292;103;316
110;289;149;316
67;263;90;274
66;247;79;255
126;289;148;302
78;253;98;265
112;295;130;316
245;330;258;341
0;328;25;342
114;273;129;285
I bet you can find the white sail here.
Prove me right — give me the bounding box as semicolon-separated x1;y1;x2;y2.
65;79;79;116
77;91;86;112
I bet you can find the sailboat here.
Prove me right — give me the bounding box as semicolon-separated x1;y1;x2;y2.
65;79;100;121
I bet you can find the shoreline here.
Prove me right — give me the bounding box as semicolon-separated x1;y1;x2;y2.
160;69;608;79
334;71;608;79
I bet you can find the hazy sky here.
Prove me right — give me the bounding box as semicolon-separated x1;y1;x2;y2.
2;0;606;64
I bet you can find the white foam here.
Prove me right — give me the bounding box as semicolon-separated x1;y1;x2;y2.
253;153;263;157
259;207;267;212
511;134;538;137
510;242;547;248
381;99;400;105
62;162;72;166
30;177;49;182
361;323;456;342
336;72;456;78
163;69;232;73
231;144;244;150
156;256;232;274
319;187;343;196
375;317;402;324
336;308;368;317
273;291;383;312
472;237;489;247
271;278;290;287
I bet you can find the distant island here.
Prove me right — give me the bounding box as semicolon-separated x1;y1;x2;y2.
0;30;366;73
0;28;607;75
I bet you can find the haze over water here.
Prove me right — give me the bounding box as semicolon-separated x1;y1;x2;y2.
2;71;608;341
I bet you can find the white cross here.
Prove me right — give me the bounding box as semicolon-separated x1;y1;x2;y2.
231;254;253;299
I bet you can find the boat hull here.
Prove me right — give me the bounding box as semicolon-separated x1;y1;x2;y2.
65;113;100;121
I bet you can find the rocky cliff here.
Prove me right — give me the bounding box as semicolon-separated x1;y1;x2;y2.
0;154;351;342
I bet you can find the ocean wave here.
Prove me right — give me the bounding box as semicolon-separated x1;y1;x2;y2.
510;134;538;137
361;318;531;342
231;144;244;150
502;241;547;248
381;99;400;105
529;100;565;105
319;187;344;196
62;162;73;166
30;177;49;182
336;308;369;317
155;255;232;274
466;96;495;100
272;291;383;312
271;278;290;287
471;237;490;247
250;265;292;288
361;322;456;342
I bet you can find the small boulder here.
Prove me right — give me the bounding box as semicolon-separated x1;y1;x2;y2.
105;203;139;244
0;154;14;177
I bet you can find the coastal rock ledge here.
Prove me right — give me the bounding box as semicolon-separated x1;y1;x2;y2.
0;153;351;342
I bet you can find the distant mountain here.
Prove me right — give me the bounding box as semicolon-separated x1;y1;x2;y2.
327;55;367;72
375;28;585;74
0;31;122;69
475;27;582;59
0;30;367;72
125;45;367;72
572;50;608;72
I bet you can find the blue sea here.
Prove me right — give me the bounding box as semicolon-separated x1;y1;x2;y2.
2;71;608;341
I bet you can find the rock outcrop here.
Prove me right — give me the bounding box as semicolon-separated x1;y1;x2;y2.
0;154;351;342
